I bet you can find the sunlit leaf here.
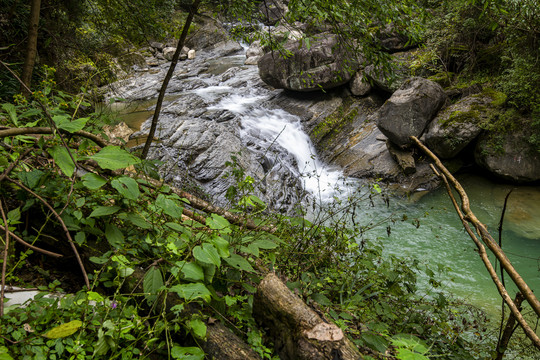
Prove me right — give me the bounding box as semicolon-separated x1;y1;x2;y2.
90;146;140;170
89;206;120;217
48;145;76;177
43;320;82;339
170;346;204;360
192;243;220;267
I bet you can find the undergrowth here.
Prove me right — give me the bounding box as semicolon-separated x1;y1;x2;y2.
0;77;499;359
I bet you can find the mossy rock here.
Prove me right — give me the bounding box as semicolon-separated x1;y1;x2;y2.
427;72;454;87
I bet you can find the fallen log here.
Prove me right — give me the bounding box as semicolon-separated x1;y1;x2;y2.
253;273;363;360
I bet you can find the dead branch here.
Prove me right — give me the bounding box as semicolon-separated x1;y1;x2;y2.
0;224;63;258
140;179;277;233
416;139;540;349
6;177;89;289
0;127;108;147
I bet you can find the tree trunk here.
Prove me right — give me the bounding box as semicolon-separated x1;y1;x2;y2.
141;0;201;159
253;273;363;360
20;0;41;95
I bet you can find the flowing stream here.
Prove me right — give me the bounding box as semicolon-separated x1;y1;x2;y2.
111;49;539;316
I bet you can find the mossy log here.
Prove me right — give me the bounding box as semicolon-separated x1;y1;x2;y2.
254;273;363;360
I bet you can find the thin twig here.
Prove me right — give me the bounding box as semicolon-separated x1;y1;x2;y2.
6;177;89;288
0;199;10;316
0;224;63;258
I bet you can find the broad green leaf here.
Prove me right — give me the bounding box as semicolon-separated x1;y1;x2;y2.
395;348;429;360
311;292;332;306
210;236;230;258
170;283;211;303
361;333;389;353
93;329;110;356
90;146;140;170
43;320;82;339
111;176;140;200
166;222;186;232
251;239;278;250
179;261;204;282
206;214;231;233
105;224;124;247
87;291;104;302
170;346;204;360
82;173;107;190
7;207;21;223
224;254;254;272
1;103;18;126
48;145;76;177
89;206;120;217
144;266;164;304
53;115;88;133
18;170;45;189
156;194;183;218
0;345;14;360
188;318;207;339
118;267;134;277
118;212;151;229
192;243;220;267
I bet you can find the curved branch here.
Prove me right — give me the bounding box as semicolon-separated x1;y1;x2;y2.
0;127;108;147
6;177;89;288
432;165;540;349
0;224;63;258
412;136;540;318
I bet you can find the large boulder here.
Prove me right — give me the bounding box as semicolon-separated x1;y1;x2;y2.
258;33;359;92
475;127;540;182
424;94;493;158
185;15;229;50
372;77;448;148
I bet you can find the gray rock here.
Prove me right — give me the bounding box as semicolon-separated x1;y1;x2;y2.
475;128;540;182
373;77;448;148
188;49;196;60
163;47;176;61
349;71;372;96
211;40;244;56
149;41;164;51
186;15;229;50
386;140;416;175
424;95;492;158
258;33;359;92
259;0;288;25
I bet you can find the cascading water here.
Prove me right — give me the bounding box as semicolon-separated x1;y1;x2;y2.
109;48;539;315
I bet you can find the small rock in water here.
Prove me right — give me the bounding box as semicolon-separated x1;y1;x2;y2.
188;49;196;60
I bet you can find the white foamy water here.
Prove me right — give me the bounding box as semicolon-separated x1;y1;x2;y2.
206;87;353;202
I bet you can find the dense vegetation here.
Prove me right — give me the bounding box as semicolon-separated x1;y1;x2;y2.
0;0;539;359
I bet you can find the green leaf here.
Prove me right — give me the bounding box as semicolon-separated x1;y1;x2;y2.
144;266;164;304
48;145;76;177
82;173;107;190
188;318;207;339
118;212;151;229
206;214;231;233
166;222;186;232
170;283;212;303
361;333;389;353
18;170;45;189
224;254;254;272
179;261;205;282
192;243;221;267
105;224;124;247
43;320;82;339
89;206;121;217
53;115;88;133
311;292;332;306
1;103;18;126
210;236;230;258
7;207;21;223
171;346;205;360
395;348;429;360
90;146;140;170
0;346;14;360
251;239;278;249
156;194;183;218
111;176;140;200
